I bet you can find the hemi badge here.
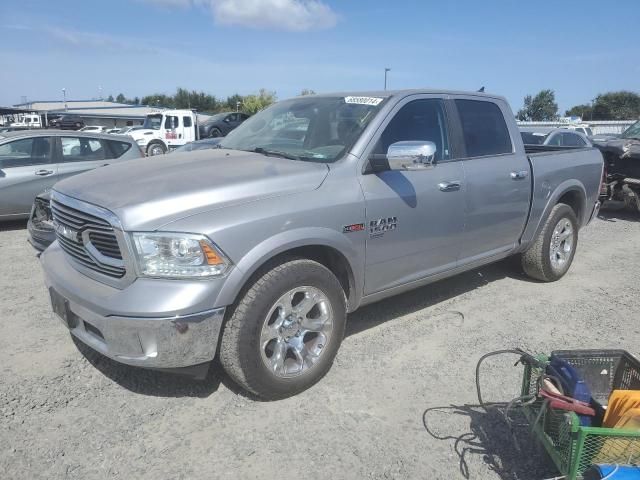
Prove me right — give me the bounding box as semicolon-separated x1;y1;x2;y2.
343;223;365;233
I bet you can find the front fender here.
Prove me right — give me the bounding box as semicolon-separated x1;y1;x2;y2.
214;227;364;311
520;179;587;247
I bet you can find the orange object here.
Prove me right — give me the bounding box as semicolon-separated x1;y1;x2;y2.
613;408;640;430
603;390;640;428
200;241;224;265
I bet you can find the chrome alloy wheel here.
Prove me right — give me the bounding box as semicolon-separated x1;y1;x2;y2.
549;217;574;271
260;286;333;378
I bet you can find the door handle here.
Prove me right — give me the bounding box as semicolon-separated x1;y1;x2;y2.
510;170;529;180
35;169;54;176
438;181;461;192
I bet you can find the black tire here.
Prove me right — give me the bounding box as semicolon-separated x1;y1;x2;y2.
209;127;222;138
521;203;579;282
146;141;166;156
219;259;347;400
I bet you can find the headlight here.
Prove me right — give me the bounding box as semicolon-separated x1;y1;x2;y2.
131;232;230;278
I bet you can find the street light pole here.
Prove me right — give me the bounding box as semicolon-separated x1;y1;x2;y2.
384;68;391;90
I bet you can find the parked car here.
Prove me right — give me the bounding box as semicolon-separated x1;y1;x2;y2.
27;190;54;251
0;129;143;221
198;112;249;138
562;124;593;137
113;126;140;135
595;120;640;209
0;126;32;133
80;126;107;133
520;127;592;147
172;137;222;153
52;115;85;130
41;90;603;399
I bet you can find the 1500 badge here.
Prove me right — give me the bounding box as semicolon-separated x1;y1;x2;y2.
369;216;398;238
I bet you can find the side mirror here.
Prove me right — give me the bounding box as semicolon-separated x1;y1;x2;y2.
387;141;437;171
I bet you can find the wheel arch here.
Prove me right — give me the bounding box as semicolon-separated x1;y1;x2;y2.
146;139;167;151
215;228;363;313
521;180;587;248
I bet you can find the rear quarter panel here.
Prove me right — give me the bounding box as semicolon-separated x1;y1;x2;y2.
520;148;603;247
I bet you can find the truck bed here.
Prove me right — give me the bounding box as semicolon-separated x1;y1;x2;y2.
520;145;603;246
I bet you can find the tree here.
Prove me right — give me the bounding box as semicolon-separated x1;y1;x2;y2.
224;94;244;111
115;93;126;103
516;89;558;121
565;104;593;120
591;91;640;120
107;94;114;102
300;89;316;96
242;89;277;114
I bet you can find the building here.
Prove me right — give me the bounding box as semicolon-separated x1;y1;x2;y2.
12;99;163;128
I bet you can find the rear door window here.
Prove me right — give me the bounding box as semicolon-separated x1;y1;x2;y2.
455;99;513;157
104;139;132;158
562;133;586;147
0;137;52;168
183;116;192;128
60;137;106;162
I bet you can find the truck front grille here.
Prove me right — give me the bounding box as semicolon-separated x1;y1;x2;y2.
51;199;126;279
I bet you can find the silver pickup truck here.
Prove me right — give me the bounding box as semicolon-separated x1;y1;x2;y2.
41;90;603;399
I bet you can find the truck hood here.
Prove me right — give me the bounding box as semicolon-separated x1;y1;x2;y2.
54;149;329;230
129;129;156;140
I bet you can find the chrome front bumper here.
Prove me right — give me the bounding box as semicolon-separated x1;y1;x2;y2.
60;301;225;369
41;242;227;369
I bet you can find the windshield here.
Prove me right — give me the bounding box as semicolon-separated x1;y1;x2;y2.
520;131;548;145
219;96;388;162
621;121;640;140
142;114;163;130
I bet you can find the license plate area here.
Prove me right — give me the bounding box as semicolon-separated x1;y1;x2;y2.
49;288;78;329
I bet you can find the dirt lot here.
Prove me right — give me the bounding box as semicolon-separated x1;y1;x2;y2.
1;207;639;480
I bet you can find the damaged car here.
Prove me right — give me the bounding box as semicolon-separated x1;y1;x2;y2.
595;120;640;210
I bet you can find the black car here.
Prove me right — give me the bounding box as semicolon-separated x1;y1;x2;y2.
50;115;85;130
198;112;249;138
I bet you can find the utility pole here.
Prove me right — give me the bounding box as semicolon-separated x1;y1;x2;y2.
384;68;391;90
62;88;67;111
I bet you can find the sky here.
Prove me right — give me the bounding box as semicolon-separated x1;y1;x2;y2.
1;0;638;113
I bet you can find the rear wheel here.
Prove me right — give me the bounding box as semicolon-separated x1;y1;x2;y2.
219;259;347;399
522;203;578;282
146;142;166;156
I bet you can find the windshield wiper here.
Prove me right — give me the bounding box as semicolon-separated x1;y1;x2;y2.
250;147;300;160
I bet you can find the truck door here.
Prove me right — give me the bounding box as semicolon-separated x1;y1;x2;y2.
452;97;531;264
163;114;181;148
182;114;195;143
359;96;466;295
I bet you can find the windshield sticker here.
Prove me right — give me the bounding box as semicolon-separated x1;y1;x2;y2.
344;96;384;106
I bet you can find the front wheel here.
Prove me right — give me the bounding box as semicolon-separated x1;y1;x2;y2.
522;203;579;282
146;142;166;156
209;127;222;138
219;259;347;399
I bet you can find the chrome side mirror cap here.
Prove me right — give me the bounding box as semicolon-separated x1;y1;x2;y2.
387;141;437;171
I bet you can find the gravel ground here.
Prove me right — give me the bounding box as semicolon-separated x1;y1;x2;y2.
1;207;639;480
